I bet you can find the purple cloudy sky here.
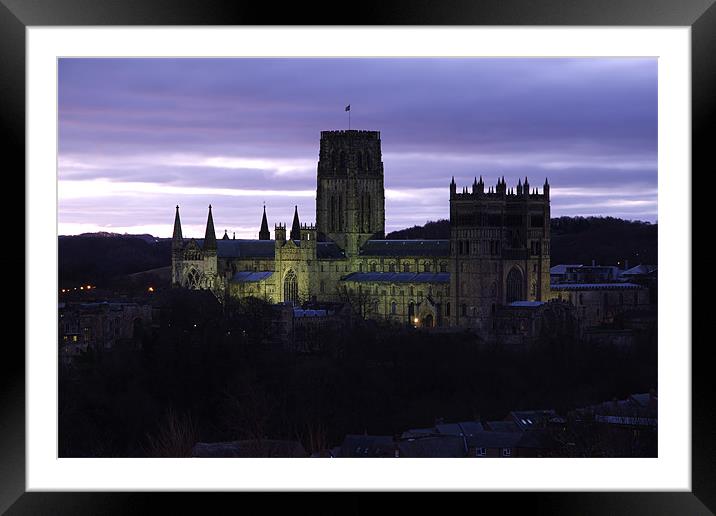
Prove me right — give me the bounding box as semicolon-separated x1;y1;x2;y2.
58;58;657;238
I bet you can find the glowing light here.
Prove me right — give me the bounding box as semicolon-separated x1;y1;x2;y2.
148;286;155;292
413;317;419;324
80;286;84;290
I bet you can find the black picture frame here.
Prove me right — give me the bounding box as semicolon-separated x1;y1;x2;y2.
2;0;707;513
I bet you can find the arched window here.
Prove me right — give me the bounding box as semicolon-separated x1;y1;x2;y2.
356;151;363;169
446;302;451;317
370;262;377;272
359;263;364;272
403;263;410;272
339;151;347;170
424;262;432;272
440;262;447;272
408;302;415;317
284;270;298;305
391;301;397;315
187;268;200;288
506;267;524;303
389;262;396;272
365;150;372;168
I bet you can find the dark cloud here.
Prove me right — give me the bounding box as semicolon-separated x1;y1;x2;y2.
58;58;658;235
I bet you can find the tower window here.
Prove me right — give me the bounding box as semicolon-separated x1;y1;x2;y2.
403;263;410;272
391;301;397;315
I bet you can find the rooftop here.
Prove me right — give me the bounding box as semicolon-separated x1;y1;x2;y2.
342;272;450;284
551;282;643;290
360;239;450;257
507;301;545;308
188;238;275;258
230;271;273;283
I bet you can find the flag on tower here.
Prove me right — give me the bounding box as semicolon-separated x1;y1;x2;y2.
345;104;350;112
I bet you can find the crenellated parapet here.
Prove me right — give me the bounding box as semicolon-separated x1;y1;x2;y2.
450;176;550;201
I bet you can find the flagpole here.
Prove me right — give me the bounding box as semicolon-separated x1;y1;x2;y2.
349;107;351;130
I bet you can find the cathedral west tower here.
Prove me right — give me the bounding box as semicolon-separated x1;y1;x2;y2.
315;130;385;256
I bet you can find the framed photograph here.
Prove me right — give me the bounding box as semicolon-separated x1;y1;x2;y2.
4;0;707;512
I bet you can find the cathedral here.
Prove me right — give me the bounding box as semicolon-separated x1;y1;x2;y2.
171;129;552;331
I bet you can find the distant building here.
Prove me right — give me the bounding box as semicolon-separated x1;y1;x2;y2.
59;301;151;363
338;435;399;457
170;129;552;338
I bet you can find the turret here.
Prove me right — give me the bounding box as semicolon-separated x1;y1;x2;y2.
450;176;456;197
300;223;317;248
275;223;286;242
477;175;484;194
516;178;523;196
523;177;530;197
472;177;478;194
222;229;230;240
172;205;183;251
543;177;550;198
259;204;270;240
290;205;301;241
203;204;217;251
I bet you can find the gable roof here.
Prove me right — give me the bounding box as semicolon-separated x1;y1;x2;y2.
230;271;273;283
622;264;657;276
186;238;275;258
342;272;450;284
317;241;346;259
360;239;450;257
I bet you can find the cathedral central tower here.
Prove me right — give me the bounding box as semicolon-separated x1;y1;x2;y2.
315;130;385;256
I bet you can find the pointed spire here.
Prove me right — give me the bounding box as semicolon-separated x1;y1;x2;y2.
172;205;183;243
290;205;301;240
451;176;455;185
222;229;230;240
259;204;270;240
233;231;236;240
204;204;217;250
